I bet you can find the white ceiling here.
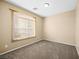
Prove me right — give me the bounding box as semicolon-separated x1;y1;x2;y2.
5;0;77;17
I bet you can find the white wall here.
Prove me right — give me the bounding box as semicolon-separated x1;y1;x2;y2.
76;0;79;55
44;10;76;46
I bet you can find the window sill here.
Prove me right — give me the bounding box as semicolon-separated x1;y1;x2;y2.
12;36;36;42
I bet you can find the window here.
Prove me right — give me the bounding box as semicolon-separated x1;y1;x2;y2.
12;11;35;40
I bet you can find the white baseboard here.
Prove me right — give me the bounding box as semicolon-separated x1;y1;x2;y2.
44;39;75;46
0;39;42;56
44;39;79;56
75;46;79;56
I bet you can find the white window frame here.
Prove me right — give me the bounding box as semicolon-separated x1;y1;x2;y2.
12;11;36;40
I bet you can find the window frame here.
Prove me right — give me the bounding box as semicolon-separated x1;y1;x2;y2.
11;10;36;41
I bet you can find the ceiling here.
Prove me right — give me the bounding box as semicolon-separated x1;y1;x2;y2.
5;0;77;17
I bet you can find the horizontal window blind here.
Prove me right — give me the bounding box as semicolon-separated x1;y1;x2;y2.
12;11;35;40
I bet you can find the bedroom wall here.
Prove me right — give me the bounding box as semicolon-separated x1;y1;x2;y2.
0;1;43;54
44;10;76;46
75;0;79;55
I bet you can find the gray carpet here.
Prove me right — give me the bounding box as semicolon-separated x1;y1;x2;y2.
0;40;79;59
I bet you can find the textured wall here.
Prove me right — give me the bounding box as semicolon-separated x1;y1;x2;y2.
0;1;43;54
44;10;76;46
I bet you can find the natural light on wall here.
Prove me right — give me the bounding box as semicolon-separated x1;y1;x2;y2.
12;10;35;40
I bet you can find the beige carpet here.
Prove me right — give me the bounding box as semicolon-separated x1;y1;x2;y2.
0;40;79;59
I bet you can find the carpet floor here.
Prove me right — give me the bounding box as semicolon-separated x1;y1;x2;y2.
0;40;79;59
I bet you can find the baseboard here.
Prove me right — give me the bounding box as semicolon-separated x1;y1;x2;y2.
44;39;75;46
0;39;42;56
75;46;79;56
44;39;79;56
